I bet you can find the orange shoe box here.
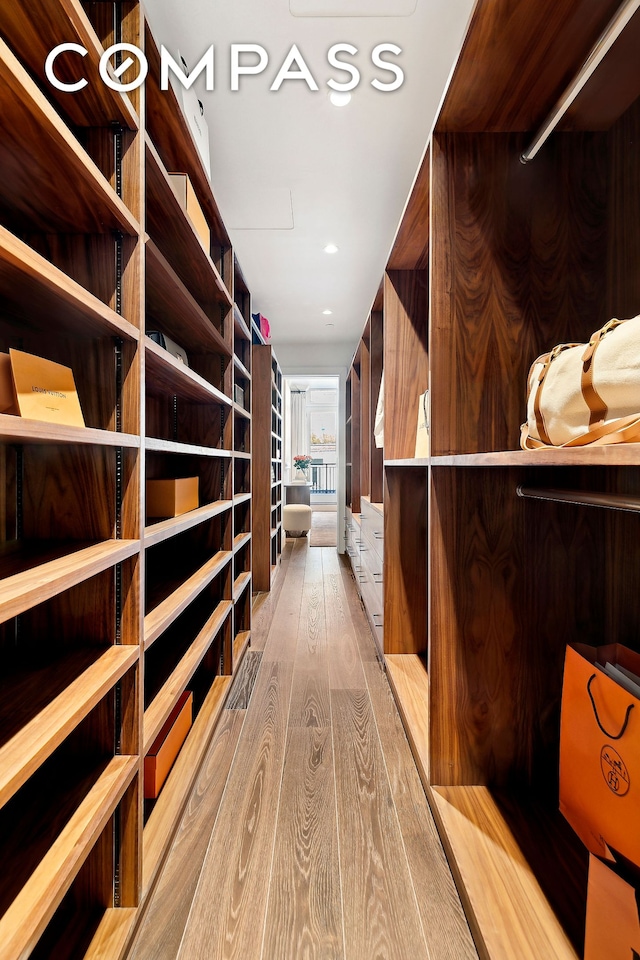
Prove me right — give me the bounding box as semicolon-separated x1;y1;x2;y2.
146;477;199;518
144;690;193;799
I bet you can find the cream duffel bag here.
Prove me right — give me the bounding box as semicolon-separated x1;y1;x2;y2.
521;316;640;449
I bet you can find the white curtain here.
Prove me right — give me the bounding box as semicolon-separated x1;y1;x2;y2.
290;388;308;469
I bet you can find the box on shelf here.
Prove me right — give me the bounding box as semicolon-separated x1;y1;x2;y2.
234;383;245;408
144;690;193;799
168;53;211;178
0;348;84;427
560;643;640;866
168;172;210;252
585;854;640;959
146;477;199;518
147;330;189;366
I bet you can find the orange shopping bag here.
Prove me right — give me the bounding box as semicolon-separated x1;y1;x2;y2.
584;855;640;960
560;643;640;866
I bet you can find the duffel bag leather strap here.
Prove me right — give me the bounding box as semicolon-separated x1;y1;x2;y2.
521;411;640;449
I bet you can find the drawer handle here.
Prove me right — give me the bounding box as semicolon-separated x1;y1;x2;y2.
373;613;383;626
373;574;383;584
374;532;383;539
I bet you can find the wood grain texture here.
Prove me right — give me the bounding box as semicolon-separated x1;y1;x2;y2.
430;787;578;960
324;551;366;690
252;346;283;591
0;39;138;236
369;310;384;504
387;146;431;270
383;468;427;656
261;726;344;960
0;755;137;960
0;645;138;810
0;0;138;130
225;652;262;710
128;710;245;960
383;270;429;460
606;95;640;322
145;336;231;407
384;655;429;785
437;0;623;133
176;660;294;960
363;659;477;960
331;688;430;960
430;131;607;456
144;504;233;550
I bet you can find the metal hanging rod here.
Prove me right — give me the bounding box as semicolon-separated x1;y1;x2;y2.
516;485;640;513
520;0;640;164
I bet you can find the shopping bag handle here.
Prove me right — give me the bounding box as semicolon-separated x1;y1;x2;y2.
587;673;634;739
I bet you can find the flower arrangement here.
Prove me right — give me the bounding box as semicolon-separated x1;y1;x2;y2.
293;454;312;470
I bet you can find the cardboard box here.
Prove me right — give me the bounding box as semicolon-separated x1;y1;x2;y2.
146;477;199;518
585;855;640;959
168;173;210;252
144;690;193;799
168;53;211;179
0;349;84;426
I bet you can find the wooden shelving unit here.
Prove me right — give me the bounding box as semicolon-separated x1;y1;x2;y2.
251;333;283;591
343;2;640;958
0;3;260;955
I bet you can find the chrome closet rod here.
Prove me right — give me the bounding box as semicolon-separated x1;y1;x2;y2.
520;0;640;163
516;485;640;513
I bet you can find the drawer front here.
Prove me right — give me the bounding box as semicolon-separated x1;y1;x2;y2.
360;566;384;654
360;501;384;562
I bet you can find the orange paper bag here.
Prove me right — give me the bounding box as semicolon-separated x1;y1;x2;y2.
585;855;640;959
560;643;640;866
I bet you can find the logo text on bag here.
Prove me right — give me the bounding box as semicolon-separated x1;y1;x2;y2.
44;43;404;93
600;744;630;796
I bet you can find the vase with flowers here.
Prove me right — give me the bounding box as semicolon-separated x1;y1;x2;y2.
293;454;312;482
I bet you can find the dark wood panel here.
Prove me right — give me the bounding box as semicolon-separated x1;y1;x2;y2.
387;146;430;270
369;311;384;504
430;132;608;456
383;270;429;461
429;466;617;788
606;96;640;320
360;338;371;500
383;468;427;656
438;0;623;133
252;346;275;591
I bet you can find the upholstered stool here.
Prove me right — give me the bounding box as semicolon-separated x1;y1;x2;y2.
283;503;312;538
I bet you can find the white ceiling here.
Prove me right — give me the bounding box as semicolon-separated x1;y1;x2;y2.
144;0;475;352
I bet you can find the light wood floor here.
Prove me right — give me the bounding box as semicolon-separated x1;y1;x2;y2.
127;541;477;960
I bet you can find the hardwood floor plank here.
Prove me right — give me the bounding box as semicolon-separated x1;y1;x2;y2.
176;660;294;960
226;651;263;710
362;660;478;960
289;551;331;727
335;554;379;663
262;726;344;960
127;710;245;960
261;540;307;663
331;689;430;960
250;543;293;652
322;552;367;689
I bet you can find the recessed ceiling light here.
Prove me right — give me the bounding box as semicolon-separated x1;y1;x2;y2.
329;91;351;107
323;243;339;254
325;323;335;328
322;309;333;315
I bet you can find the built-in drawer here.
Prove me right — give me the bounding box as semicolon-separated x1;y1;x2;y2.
360;499;383;563
359;561;383;656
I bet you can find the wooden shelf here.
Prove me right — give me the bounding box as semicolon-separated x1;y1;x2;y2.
146;240;231;357
0;645;138;809
145;437;232;459
145;136;232;311
144;26;231;260
142;674;232;896
0;416;140;450
233;630;251;666
0;39;139;236
233;572;251;602
233;304;252;342
233;533;251;552
144;335;231;406
234;402;251;420
144;501;233;549
144;551;232;649
431;446;640;467
0;225;140;341
233;355;252;381
233;493;252;506
430;787;580;960
143;600;232;752
0;755;137;960
0;1;139;130
234;451;251;461
0;539;139;625
384;458;429;468
385;655;429;788
84;908;138;960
